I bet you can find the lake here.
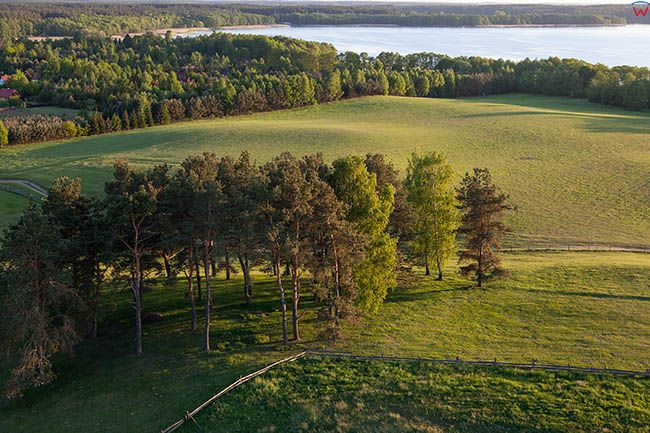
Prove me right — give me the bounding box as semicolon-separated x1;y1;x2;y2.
187;25;650;67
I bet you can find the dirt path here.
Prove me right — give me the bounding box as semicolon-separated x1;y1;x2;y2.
0;179;47;196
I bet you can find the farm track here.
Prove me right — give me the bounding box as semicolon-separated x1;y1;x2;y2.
0;178;48;196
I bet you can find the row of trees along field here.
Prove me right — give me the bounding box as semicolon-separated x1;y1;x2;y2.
0;1;635;46
0;151;511;399
1;32;650;146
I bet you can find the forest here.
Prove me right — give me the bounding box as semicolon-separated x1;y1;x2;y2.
0;1;636;46
1;31;650;146
0;150;511;399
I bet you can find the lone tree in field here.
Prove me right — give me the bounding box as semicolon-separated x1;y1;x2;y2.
456;168;512;287
405;152;460;279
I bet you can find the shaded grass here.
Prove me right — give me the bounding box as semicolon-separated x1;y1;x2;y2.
1;252;649;432
1;95;650;246
185;357;650;433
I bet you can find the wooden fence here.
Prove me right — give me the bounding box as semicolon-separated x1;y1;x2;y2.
160;351;307;433
159;348;649;433
306;349;650;377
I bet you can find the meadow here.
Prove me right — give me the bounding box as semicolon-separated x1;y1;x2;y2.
1;251;649;433
184;357;650;433
1;94;650;247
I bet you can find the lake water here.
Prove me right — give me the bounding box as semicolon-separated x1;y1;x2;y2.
189;25;650;67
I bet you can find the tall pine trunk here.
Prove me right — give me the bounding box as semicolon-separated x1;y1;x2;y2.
224;249;231;280
195;260;202;301
203;243;212;353
436;257;443;281
90;261;101;339
276;259;288;345
290;262;300;341
188;243;197;331
477;245;483;287
238;253;252;305
132;256;143;356
163;253;172;279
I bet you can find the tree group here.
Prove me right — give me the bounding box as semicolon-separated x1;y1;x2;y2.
0;151;511;398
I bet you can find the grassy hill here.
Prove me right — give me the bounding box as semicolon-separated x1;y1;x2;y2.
1;94;649;246
1;251;649;432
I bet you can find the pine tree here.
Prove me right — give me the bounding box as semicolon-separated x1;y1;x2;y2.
456;168;513;287
157;103;171;125
121;110;130;130
110;114;122;132
0;205;81;398
104;161;161;355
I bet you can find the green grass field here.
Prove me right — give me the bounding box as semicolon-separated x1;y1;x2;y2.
1;95;650;246
0;191;32;233
1;251;649;433
183;357;650;433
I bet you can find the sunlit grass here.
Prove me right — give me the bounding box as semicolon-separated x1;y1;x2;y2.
1;251;649;432
186;357;650;433
1;95;650;246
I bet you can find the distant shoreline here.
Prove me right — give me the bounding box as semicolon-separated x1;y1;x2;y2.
26;22;633;42
111;27;211;39
220;23;628;30
296;23;627;29
476;23;626;28
217;24;290;30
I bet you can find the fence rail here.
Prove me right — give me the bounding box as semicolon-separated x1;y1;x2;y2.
0;184;36;200
305;349;650;377
0;178;48;199
159;348;649;433
160;351;307;433
505;245;650;253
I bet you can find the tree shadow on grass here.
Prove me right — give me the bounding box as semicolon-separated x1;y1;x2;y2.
386;284;476;303
518;287;650;302
456;108;650;135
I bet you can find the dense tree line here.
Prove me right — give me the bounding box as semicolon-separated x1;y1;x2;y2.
1;31;650;147
0;151;511;398
274;12;623;27
0;3;274;46
0;1;636;48
238;3;634;26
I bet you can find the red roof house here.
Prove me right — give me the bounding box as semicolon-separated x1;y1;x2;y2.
0;88;20;99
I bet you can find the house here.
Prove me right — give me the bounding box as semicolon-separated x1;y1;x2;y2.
0;88;20;99
0;74;9;86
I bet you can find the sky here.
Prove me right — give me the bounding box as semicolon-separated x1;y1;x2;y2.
283;1;635;4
